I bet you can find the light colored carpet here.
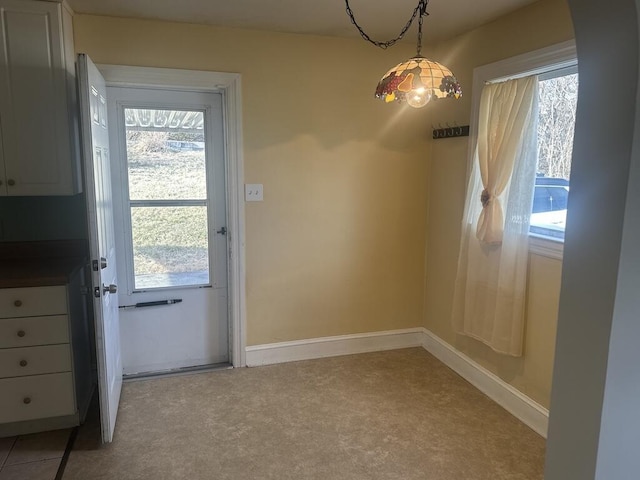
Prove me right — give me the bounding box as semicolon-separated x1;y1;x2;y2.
63;348;545;479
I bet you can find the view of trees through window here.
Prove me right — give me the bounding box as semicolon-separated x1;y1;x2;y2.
537;73;578;180
530;71;578;239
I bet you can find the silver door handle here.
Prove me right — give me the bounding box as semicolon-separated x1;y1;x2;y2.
95;284;118;297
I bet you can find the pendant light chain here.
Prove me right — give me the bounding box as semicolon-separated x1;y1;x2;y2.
344;0;429;50
416;0;427;56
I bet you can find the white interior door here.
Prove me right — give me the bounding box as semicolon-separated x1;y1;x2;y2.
78;54;122;443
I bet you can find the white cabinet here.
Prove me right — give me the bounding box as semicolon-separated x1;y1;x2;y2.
0;0;81;196
0;275;93;437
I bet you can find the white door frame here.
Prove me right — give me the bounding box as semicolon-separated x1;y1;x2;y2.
98;65;247;367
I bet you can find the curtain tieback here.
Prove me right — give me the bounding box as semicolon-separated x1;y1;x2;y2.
480;188;493;208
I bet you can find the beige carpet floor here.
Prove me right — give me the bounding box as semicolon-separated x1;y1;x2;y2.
63;348;545;479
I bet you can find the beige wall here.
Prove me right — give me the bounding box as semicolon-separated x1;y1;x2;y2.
423;0;574;408
73;15;428;346
75;0;574;407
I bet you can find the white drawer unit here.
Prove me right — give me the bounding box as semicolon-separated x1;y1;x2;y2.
0;273;93;437
0;373;75;423
0;315;69;348
0;285;67;318
0;345;72;379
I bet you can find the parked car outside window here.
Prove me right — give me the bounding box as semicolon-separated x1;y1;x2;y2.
530;176;569;239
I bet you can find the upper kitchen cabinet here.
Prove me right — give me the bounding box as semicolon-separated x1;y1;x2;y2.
0;0;81;196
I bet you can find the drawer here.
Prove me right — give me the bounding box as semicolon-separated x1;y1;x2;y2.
0;315;69;348
0;286;67;319
0;372;75;423
0;345;71;379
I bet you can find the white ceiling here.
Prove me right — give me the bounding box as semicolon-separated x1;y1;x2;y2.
66;0;537;43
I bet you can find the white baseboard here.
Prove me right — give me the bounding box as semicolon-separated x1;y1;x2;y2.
421;328;549;438
244;327;549;438
245;328;424;367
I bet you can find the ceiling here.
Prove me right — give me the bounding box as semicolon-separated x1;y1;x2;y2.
66;0;537;43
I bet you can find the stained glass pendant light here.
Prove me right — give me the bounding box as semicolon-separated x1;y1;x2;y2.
346;0;462;108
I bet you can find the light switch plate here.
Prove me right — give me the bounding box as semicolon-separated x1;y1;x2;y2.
245;184;263;202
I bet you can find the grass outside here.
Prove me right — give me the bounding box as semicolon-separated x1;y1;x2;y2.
130;205;209;276
126;141;209;281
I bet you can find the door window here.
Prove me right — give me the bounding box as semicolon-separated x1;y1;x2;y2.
109;87;226;295
108;84;230;375
123;108;211;290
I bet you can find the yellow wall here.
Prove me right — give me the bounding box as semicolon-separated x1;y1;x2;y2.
75;0;574;408
423;0;574;408
73;16;428;346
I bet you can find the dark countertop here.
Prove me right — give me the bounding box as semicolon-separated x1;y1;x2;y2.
0;240;89;288
0;257;86;288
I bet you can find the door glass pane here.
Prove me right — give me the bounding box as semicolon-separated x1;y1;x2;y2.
131;206;209;289
125;108;206;200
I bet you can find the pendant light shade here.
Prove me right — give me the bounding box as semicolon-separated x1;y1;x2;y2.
375;56;462;107
345;0;462;109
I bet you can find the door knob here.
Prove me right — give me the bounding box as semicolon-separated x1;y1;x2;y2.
103;284;118;294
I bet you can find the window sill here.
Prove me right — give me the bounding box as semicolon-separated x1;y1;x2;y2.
529;233;564;260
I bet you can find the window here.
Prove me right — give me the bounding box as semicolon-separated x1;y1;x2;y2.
109;86;226;295
124;108;211;290
530;67;578;240
467;41;577;257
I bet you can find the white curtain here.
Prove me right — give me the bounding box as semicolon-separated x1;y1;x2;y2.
452;76;538;356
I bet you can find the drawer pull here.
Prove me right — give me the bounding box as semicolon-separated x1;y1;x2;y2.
14;300;22;307
17;330;26;338
23;397;31;405
19;360;28;367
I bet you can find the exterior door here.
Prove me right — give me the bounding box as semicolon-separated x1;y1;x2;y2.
78;54;122;443
107;86;228;375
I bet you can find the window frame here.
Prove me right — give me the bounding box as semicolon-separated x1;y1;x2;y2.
109;88;225;294
468;40;577;260
529;65;578;246
99;64;247;369
123;106;212;292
